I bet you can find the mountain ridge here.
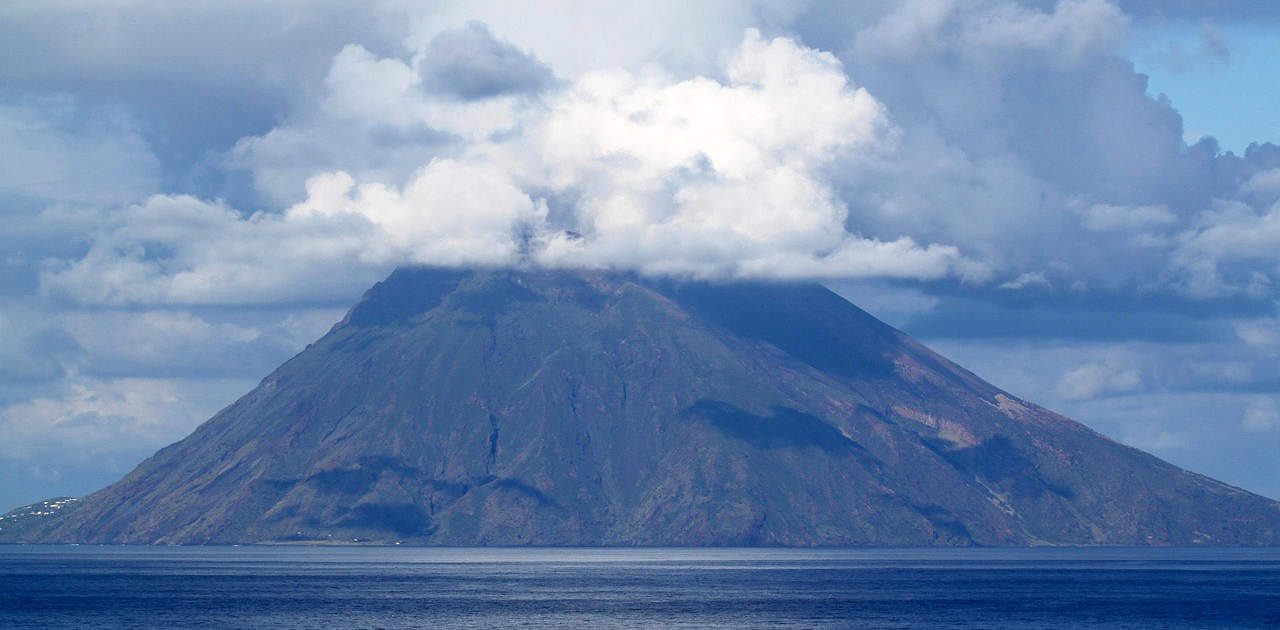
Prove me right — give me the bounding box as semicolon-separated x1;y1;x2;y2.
4;266;1278;546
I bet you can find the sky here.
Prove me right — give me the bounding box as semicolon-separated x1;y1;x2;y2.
1;0;1279;510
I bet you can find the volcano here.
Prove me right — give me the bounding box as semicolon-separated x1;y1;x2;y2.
4;267;1278;546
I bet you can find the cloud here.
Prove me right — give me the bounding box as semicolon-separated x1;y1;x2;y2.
417;22;555;99
1115;1;1280;21
102;3;1280;304
228;39;532;205
0;97;159;206
0;1;412;206
402;0;803;79
288;163;545;266
850;0;1128;69
827;0;1280;305
1177;201;1280;263
1141;21;1234;74
49;29;982;307
1170;200;1280;297
1122;423;1190;452
828;1;1176;285
1081;203;1176;231
12;1;1280;307
999;271;1050;290
56;311;281;379
1234;318;1280;353
5;1;1280;506
39;194;391;306
0;375;252;478
1199;21;1231;62
1243;397;1279;432
523;30;968;279
42;2;1280;333
0;310;79;384
0;297;342;508
0;1;398;92
1056;356;1142;400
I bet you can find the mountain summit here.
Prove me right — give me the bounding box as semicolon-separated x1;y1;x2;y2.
5;267;1278;545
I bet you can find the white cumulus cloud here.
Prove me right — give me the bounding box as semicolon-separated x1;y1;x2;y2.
46;29;980;307
1243;398;1279;432
1056;357;1142;400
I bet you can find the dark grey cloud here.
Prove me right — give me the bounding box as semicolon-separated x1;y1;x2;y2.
0;1;407;205
0;374;257;511
0;321;79;385
0;96;161;207
50;309;325;380
418;21;555;99
803;0;1280;307
902;296;1231;343
367;123;459;148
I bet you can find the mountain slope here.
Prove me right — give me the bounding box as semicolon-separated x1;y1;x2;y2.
6;267;1278;545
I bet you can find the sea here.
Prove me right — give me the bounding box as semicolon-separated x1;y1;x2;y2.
1;546;1278;629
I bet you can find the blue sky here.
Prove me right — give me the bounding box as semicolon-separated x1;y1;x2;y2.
1130;21;1280;152
1;0;1279;510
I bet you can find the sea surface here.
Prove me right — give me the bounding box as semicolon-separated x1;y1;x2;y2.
1;546;1278;629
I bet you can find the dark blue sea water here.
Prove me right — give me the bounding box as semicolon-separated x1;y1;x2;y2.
1;546;1278;629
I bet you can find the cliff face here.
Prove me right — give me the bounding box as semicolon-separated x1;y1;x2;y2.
6;267;1278;545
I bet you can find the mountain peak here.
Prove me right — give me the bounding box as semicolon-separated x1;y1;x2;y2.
6;266;1278;546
